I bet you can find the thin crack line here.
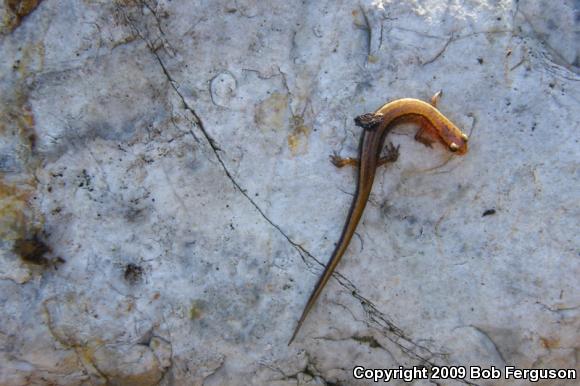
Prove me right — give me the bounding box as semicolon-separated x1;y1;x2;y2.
358;4;372;61
469;325;507;365
118;4;316;266
123;8;321;268
422;32;455;65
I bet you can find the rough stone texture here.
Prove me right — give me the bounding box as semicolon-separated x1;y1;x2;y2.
0;0;579;385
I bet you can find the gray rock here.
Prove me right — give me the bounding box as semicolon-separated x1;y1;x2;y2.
1;0;578;385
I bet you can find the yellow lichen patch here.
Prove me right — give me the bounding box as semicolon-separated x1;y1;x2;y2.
0;90;23;134
189;300;204;320
287;115;311;156
254;92;289;131
0;181;30;241
0;85;40;172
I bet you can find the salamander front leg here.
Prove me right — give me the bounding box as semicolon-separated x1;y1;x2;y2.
330;142;399;168
414;127;437;148
330;153;359;168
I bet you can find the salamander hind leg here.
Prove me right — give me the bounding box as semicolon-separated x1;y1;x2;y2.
378;142;400;166
430;90;443;107
330;153;359;168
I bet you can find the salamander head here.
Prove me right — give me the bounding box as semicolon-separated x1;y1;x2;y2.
354;112;384;130
441;125;469;155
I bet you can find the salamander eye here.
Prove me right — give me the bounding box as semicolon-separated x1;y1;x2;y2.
460;133;469;142
449;142;459;152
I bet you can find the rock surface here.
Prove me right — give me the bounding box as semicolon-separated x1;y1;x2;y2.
0;0;578;385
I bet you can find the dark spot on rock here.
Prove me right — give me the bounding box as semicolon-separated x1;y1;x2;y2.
28;133;36;150
77;169;93;191
13;233;51;265
482;209;496;217
124;263;144;284
125;207;145;222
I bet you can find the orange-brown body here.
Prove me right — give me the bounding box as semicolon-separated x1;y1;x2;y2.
289;94;469;344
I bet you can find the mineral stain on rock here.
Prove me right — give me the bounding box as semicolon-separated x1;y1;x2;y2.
287;115;310;156
254;93;311;155
3;0;44;32
0;181;31;240
0;183;58;267
254;92;289;131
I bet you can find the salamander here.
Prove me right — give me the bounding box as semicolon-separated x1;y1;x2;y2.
289;92;469;344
